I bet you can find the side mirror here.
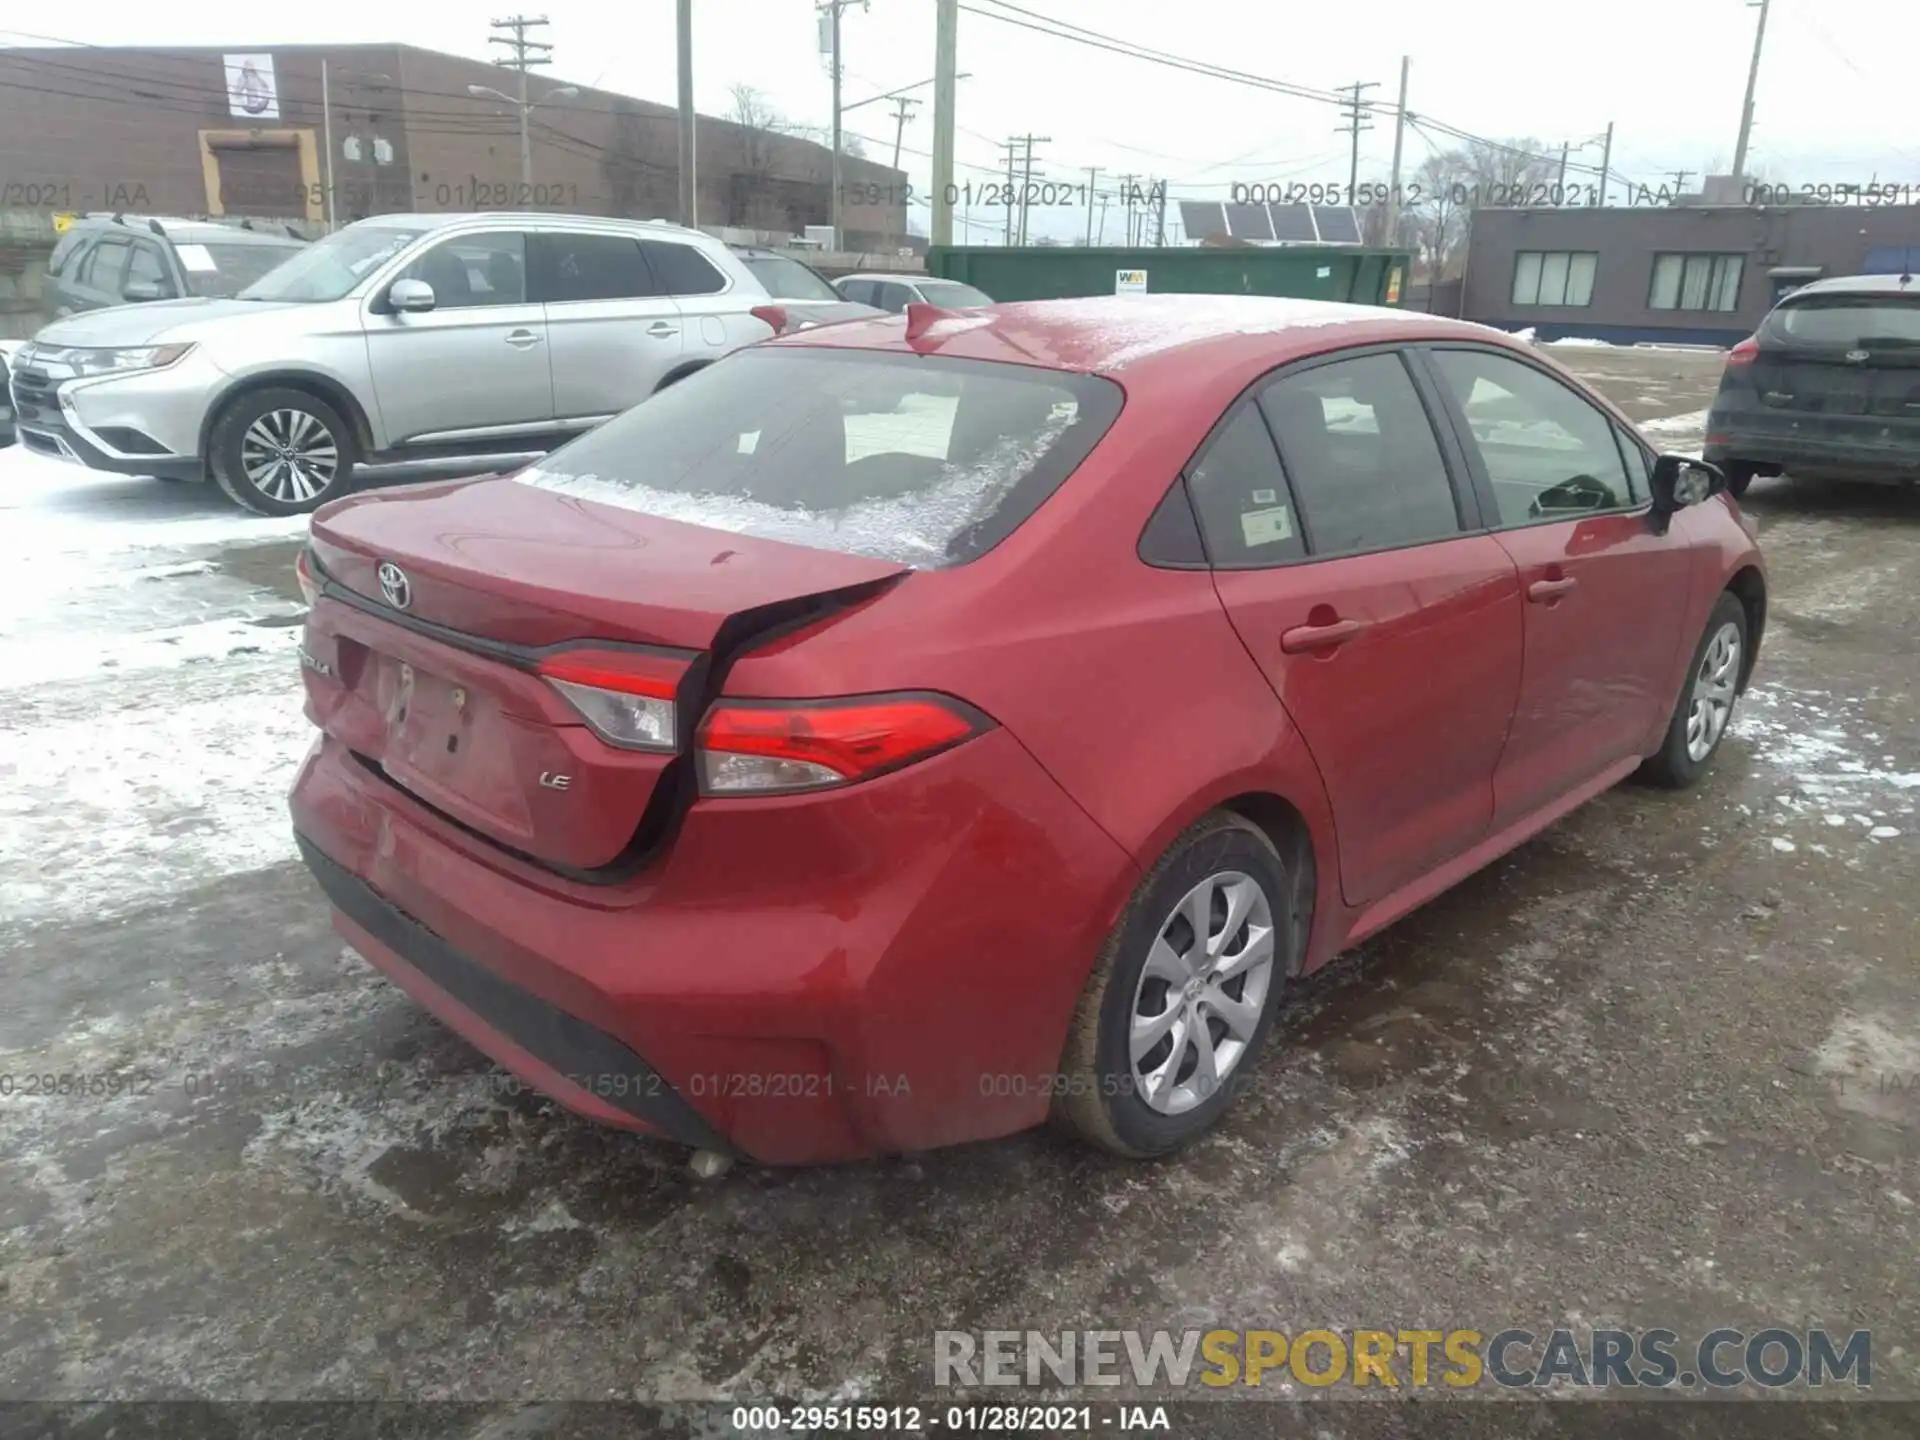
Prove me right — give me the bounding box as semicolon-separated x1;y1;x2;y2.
386;278;437;314
1648;453;1727;534
122;281;166;302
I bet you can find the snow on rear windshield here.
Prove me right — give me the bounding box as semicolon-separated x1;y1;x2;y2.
516;348;1123;568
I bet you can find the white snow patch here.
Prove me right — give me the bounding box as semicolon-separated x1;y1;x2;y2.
1541;336;1613;348
1636;408;1711;450
0;613;298;691
1771;837;1797;854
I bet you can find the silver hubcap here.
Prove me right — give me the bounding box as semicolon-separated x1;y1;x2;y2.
1685;621;1742;762
241;408;339;504
1129;871;1276;1116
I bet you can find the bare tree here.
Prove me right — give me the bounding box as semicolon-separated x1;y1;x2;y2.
727;84;800;229
1405;137;1560;280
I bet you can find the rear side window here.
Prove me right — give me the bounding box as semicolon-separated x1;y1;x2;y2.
839;279;875;304
1258;353;1462;557
516;348;1123;569
531;233;659;303
1185;405;1304;565
1762;295;1920;348
1429;349;1634;525
741;255;839;302
642;240;728;296
875;282;915;313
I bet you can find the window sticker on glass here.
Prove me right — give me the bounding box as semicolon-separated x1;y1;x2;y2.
175;243;219;273
1251;488;1278;504
1240;504;1295;548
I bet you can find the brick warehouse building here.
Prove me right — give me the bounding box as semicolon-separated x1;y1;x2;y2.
0;44;909;247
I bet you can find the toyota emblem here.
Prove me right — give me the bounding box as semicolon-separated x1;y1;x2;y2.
377;561;412;611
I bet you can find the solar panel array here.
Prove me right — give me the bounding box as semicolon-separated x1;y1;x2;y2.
1178;200;1364;246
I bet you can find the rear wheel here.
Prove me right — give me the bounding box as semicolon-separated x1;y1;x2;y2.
209;388;356;516
1722;462;1756;499
1054;811;1294;1158
1640;591;1749;789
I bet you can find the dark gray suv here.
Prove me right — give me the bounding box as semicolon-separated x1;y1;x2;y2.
44;216;306;326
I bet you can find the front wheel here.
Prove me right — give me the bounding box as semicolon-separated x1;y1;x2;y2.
1054;811;1294;1158
209;388;356;516
1640;591;1749;789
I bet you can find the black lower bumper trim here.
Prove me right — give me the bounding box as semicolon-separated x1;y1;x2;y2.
296;833;731;1154
14;416;201;480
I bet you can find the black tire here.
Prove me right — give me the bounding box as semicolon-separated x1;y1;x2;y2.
208;387;356;517
653;362;707;394
1054;811;1296;1158
1723;463;1756;500
1639;590;1750;789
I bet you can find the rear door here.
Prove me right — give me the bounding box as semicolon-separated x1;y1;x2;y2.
641;238;755;365
365;229;553;447
1421;345;1693;827
1199;348;1524;907
533;230;684;425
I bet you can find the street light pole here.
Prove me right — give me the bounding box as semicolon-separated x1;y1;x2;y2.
1731;0;1771;186
677;0;696;227
517;61;532;189
930;0;958;247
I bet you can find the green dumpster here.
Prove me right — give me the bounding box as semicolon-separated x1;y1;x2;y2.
925;245;1411;307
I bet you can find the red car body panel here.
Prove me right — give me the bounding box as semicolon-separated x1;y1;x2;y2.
289;296;1766;1163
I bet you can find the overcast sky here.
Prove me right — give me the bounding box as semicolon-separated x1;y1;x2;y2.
5;0;1907;241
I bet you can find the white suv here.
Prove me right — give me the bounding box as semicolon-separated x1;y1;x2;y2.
9;213;786;514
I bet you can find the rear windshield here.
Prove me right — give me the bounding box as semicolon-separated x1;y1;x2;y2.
515;347;1122;568
1762;295;1920;348
742;255;841;302
919;280;993;308
183;241;306;298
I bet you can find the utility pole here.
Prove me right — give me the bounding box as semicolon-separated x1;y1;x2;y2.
320;59;336;230
1336;80;1379;208
1154;179;1167;246
1013;133;1048;246
487;16;553;189
1118;172;1136;246
887;95;920;171
1556;142;1570;191
1084;166;1100;246
1731;0;1770;185
676;0;696;227
930;0;958;246
1000;138;1020;245
1385;56;1409;247
1667;169;1694;204
820;0;868;252
1596;121;1614;206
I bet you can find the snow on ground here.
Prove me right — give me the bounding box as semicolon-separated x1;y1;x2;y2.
1637;407;1711;453
0;446;314;926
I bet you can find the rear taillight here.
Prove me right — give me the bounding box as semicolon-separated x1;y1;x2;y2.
696;693;988;795
1726;336;1760;367
537;648;685;753
294;547;319;608
751;304;791;336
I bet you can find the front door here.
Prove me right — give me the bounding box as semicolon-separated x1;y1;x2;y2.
1421;345;1694;827
531;230;685;426
364;230;553;449
1194;350;1524;906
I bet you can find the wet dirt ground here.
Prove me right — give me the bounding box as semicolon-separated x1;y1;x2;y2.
2;346;1916;1430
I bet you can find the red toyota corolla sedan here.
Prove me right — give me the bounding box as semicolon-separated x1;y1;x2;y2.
290;295;1766;1165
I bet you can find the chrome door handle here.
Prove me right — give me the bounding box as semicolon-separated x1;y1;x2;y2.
647;322;680;338
505;329;543;348
1280;618;1366;654
1527;577;1578;603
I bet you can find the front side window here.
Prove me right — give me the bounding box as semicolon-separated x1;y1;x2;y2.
1650;253;1744;312
918;279;994;308
126;243;174;296
516;348;1122;569
85;240;131;296
238;224;421;302
1258;352;1462;558
876;282;915;313
531;233;657;303
398;233;527;308
1430;349;1635;524
1185;405;1305;566
1511;251;1597;307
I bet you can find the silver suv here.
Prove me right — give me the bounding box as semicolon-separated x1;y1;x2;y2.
10;213;784;515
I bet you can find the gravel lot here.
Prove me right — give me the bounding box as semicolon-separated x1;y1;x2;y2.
2;345;1915;1428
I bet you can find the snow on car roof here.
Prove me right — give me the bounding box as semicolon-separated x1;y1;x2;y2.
779;293;1491;374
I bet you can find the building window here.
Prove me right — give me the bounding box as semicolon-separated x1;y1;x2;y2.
1649;253;1744;312
1511;251;1597;307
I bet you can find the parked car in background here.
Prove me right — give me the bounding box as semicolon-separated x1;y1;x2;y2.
44;215;306;325
289;295;1764;1167
10;213;786;515
1706;272;1920;495
730;247;885;327
0;342;16;448
834;273;994;313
